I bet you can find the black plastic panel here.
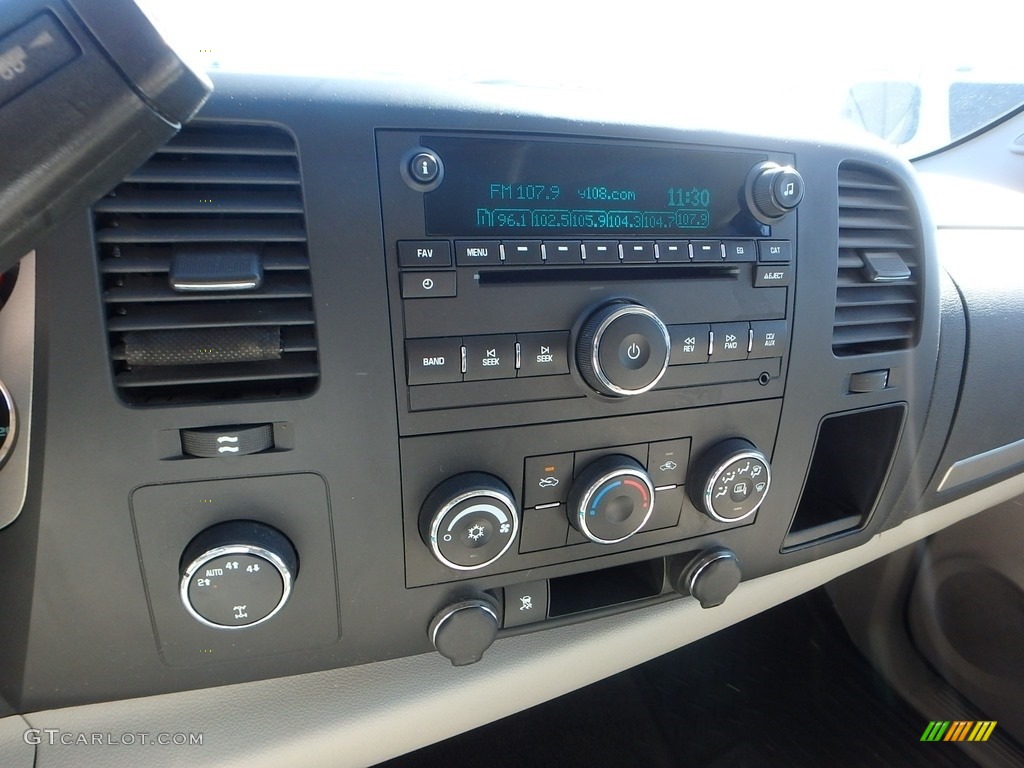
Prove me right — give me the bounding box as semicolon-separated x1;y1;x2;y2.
0;73;942;711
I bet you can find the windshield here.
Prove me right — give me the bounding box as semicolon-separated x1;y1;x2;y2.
138;0;1024;158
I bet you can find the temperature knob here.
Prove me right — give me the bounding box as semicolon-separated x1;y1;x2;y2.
567;455;655;544
575;301;671;397
689;439;771;523
420;473;520;571
746;162;804;223
180;520;298;629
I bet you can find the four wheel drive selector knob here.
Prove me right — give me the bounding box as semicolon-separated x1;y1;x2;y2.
420;473;520;571
689;438;772;523
567;455;656;544
575;301;671;397
179;520;298;630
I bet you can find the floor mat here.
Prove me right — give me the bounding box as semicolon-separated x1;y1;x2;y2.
379;590;980;767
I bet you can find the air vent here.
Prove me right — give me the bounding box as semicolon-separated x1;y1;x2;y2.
94;122;319;405
833;162;923;356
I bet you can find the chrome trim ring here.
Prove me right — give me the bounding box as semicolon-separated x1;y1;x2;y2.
429;599;499;647
702;450;771;523
428;487;520;571
180;544;293;630
0;378;15;471
586;304;671;397
575;467;656;544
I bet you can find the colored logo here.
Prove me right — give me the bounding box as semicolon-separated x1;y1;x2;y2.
921;721;997;742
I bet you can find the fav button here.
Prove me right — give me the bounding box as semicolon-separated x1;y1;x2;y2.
464;335;516;380
398;240;452;269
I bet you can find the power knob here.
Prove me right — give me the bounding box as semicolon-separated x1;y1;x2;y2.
420;473;520;571
746;162;804;224
689;439;772;523
575;301;671;397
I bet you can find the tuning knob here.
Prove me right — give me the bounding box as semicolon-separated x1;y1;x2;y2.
575;301;671;397
420;472;520;571
689;439;771;523
179;520;298;629
746;162;804;223
567;455;655;544
428;596;500;666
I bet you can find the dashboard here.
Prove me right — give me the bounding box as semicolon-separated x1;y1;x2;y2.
1;13;1024;764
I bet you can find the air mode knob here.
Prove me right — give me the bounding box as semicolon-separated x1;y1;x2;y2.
689;438;772;523
575;301;671;397
420;473;520;571
746;162;804;223
180;520;298;629
567;455;656;544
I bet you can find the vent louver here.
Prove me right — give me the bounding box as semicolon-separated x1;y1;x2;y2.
94;122;319;405
832;162;923;356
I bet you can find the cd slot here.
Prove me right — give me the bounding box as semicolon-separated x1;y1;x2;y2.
476;264;737;285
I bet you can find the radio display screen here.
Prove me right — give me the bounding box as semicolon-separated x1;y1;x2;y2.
422;136;767;237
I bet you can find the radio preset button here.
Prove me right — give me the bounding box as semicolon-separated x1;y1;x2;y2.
657;241;689;262
582;241;619;264
543;241;583;264
501;241;543;265
455;240;501;266
406;337;463;385
754;265;792;287
619;241;656;263
750;320;788;359
725;240;757;262
401;271;456;299
710;322;750;362
690;240;725;261
517;331;569;377
669;324;710;365
464;335;516;380
398;240;452;269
